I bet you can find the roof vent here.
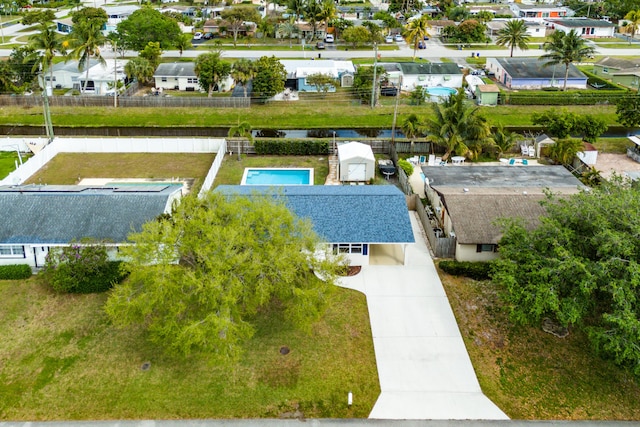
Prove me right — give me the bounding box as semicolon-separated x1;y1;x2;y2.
463;188;469;192
523;191;528;195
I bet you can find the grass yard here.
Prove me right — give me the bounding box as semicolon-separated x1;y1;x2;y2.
439;268;640;420
24;153;215;193
0;278;379;420
214;154;330;186
0;151;31;180
0;104;621;129
595;137;632;154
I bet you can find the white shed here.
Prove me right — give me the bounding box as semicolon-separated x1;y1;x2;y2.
337;141;375;182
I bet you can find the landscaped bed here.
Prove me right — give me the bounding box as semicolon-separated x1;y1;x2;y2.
0;278;379;420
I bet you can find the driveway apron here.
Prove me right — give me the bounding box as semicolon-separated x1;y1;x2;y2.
338;213;508;420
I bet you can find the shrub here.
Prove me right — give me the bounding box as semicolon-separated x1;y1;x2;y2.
439;260;492;280
40;243;127;293
397;158;413;176
0;264;32;280
254;139;330;155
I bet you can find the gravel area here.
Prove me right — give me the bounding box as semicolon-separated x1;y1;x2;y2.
594;153;640;179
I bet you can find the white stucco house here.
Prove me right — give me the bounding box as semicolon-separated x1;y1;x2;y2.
544;18;616;38
382;62;463;91
486;57;588;90
153;62;233;92
47;59;128;95
337;141;375;183
422;165;583;262
0;184;182;269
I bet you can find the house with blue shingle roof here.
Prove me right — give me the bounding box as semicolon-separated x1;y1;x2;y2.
0;184;182;268
215;185;415;266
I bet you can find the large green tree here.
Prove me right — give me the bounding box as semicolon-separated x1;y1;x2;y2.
28;23;65;88
116;6;181;51
495;19;530;57
195;52;232;97
492;180;640;375
624;9;640;41
541;29;596;91
616;93;640;127
104;191;344;360
251;55;286;102
306;73;336;97
342;25;371;48
124;57;154;85
71;6;108;27
230;58;256;98
220;6;261;46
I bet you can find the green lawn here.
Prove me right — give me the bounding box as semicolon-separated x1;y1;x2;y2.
0;151;27;179
214;154;329;186
25;153;216;193
0;104;621;129
0;278;379;420
439;268;640;420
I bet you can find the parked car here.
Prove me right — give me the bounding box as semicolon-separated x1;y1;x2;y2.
424;35;429;40
325;34;334;43
385;35;393;43
418;41;426;49
193;32;203;40
394;34;404;42
380;86;398;96
316;41;325;49
203;32;214;40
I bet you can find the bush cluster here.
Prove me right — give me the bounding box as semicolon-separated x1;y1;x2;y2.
439;260;492;280
0;264;32;280
397;158;413;177
254;140;330;155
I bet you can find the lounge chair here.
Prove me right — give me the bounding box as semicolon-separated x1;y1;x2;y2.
522;159;528;165
508;158;516;166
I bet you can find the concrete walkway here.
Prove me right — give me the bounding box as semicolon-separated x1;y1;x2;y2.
338;214;508;420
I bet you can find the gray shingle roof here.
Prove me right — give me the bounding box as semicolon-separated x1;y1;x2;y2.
595;56;640;70
495;57;586;80
443;193;548;244
397;62;462;76
0;185;181;244
154;62;197;78
215;185;415;244
547;18;615;28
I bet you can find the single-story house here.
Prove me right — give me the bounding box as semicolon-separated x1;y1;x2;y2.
486;19;547;37
577;142;598;166
427;19;455;35
337;141;375;183
510;4;571;22
215;185;415;266
104;5;139;32
486;57;588;90
475;84;500;106
422;165;583;262
388;62;463;91
47;59;128;95
203;19;257;37
544;18;615;38
55;17;73;34
337;5;379;19
153;63;234;92
0;184;182;268
281;60;355;91
592;57;640;88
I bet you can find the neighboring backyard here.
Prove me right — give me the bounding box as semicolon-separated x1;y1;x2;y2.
439;268;640;420
0;278;379;420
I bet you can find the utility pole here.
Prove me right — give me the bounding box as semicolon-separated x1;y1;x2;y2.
40;72;54;144
370;42;378;108
113;40;118;108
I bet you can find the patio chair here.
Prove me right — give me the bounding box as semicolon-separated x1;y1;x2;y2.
419;155;427;165
522;159;528;165
508;158;516;166
528;146;535;157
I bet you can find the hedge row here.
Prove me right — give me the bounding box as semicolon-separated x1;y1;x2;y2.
0;264;32;280
439;260;492;281
254;140;330;155
582;70;626;90
500;90;631;106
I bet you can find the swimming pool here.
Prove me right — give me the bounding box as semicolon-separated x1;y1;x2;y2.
241;168;314;185
425;87;457;101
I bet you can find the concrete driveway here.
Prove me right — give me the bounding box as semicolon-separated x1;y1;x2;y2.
338;213;508;420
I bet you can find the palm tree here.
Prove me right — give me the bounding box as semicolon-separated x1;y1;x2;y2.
287;0;305;24
624;10;640;43
175;33;192;57
230;58;256;98
124;57;154;86
424;90;491;160
541;30;596;91
305;0;322;40
495;19;530;57
277;18;298;48
404;15;431;60
28;22;65;88
318;0;337;35
492;123;519;158
66;20;106;93
400;114;423;154
228;121;253;160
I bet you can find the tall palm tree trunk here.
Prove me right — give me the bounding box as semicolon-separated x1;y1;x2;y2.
563;63;570;91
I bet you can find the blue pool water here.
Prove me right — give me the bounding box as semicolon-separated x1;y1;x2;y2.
426;87;457;98
242;168;313;185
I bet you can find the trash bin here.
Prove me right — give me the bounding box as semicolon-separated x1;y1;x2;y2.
318;53;321;59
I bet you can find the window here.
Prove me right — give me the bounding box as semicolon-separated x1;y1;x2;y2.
161;77;167;82
332;243;368;255
0;245;25;257
187;78;198;84
476;244;496;253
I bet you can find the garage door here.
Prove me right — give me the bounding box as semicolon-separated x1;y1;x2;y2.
348;163;366;181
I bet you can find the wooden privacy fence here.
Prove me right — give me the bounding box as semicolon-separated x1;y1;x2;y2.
0;95;250;108
412;194;456;258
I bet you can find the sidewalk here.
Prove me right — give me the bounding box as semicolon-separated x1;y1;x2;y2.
338;214;508;420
